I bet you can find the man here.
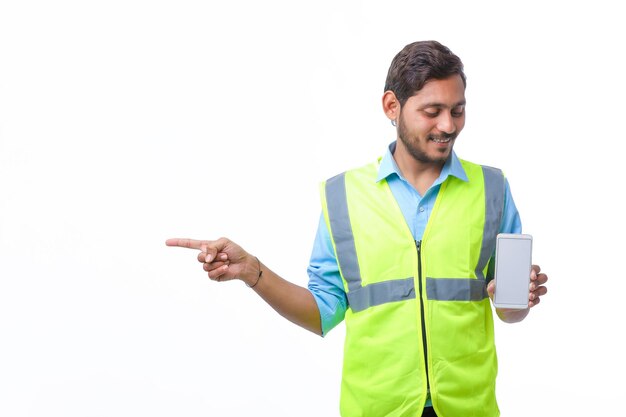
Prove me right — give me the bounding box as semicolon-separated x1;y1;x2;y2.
166;40;548;417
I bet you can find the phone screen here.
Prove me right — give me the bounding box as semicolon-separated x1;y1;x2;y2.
494;234;532;308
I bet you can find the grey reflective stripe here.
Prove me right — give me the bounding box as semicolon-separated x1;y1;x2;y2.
326;173;415;309
347;278;416;313
325;166;501;312
475;166;505;280
426;278;488;301
325;173;362;292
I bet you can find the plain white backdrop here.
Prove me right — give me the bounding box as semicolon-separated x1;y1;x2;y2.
1;1;624;416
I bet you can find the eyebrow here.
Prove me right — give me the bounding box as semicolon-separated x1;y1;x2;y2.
420;100;466;109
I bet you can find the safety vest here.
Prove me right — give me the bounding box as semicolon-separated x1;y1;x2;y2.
320;158;505;417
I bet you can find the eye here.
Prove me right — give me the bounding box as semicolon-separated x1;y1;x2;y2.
451;106;465;117
423;109;440;118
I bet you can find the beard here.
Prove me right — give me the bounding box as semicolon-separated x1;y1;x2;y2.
397;116;457;165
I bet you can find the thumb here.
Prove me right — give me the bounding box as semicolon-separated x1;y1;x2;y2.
200;242;221;262
201;246;218;263
201;238;230;263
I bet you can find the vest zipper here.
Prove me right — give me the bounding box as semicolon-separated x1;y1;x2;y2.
416;240;430;396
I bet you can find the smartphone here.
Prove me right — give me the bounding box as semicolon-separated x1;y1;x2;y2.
493;233;533;309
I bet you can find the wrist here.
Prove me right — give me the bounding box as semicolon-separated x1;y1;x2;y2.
245;256;263;288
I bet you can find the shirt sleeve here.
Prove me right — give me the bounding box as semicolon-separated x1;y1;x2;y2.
500;178;522;234
307;213;348;336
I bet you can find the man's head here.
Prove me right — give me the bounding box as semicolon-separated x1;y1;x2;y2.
384;40;466;107
382;41;467;166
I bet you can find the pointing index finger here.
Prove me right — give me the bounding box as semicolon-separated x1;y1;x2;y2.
165;238;208;250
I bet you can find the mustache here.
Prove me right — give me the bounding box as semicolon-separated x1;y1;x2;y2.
428;132;457;141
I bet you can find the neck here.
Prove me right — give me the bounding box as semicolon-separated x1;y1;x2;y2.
393;140;446;196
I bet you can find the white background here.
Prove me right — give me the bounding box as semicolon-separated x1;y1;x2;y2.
1;1;624;416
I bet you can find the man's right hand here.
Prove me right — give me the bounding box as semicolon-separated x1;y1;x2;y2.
165;237;260;286
166;237;322;335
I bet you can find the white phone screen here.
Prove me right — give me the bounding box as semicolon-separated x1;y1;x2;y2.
493;234;532;309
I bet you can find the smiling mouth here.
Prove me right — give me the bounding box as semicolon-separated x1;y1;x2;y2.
430;135;454;144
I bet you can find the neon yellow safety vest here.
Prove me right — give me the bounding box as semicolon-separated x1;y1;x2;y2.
320;158;505;417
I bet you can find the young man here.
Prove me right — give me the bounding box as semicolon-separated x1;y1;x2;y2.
167;40;548;417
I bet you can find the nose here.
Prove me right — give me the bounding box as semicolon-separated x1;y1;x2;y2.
436;112;456;134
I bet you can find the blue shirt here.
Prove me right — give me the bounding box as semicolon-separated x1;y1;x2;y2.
307;142;522;336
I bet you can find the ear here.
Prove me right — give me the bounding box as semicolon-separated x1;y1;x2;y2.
382;91;400;123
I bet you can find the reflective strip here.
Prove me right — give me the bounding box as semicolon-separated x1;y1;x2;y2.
426;278;488;301
326;173;414;308
347;278;416;313
326;173;362;292
475;166;505;280
325;166;503;312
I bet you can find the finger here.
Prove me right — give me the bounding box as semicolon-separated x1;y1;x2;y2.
532;264;547;280
529;275;548;292
486;280;495;298
204;239;232;263
529;296;541;308
165;238;209;250
203;260;230;272
529;286;547;302
208;264;231;281
531;265;540;278
197;252;228;263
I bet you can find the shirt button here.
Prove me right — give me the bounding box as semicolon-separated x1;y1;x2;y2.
419;207;425;213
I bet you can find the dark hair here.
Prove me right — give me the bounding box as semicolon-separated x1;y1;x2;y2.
384;40;466;106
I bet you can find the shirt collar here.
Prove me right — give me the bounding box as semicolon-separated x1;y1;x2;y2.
376;140;469;185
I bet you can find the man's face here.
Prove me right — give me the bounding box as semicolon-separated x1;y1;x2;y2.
397;75;466;165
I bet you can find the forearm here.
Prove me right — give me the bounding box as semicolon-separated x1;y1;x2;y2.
245;259;322;336
166;237;324;335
